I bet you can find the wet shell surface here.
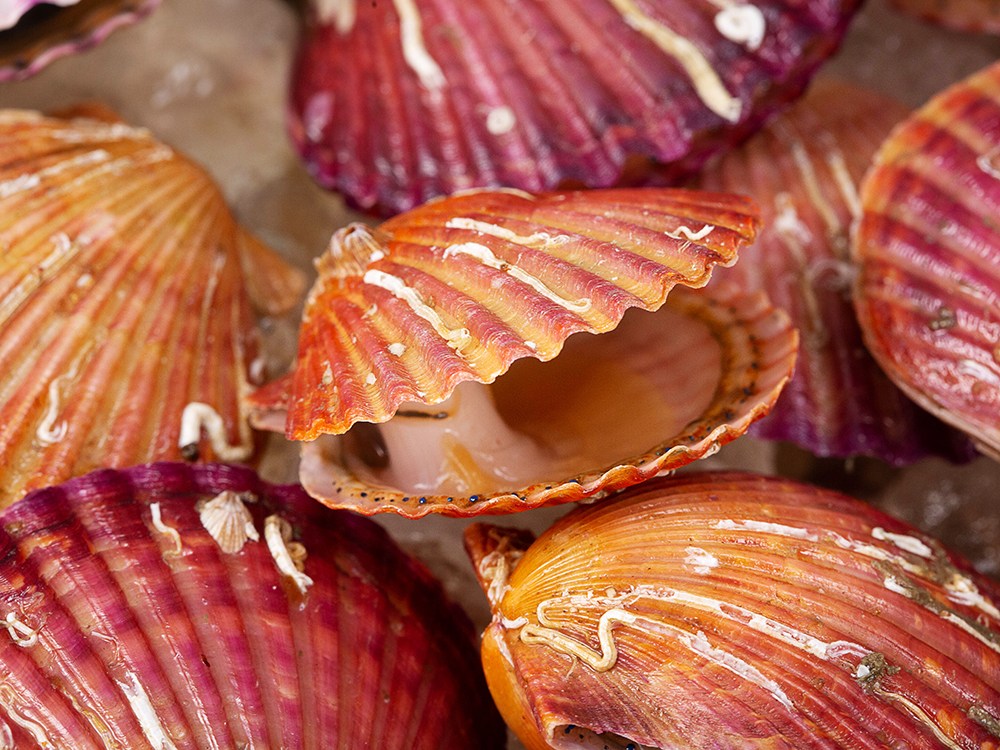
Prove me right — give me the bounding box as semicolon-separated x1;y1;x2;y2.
466;471;1000;749
290;0;862;213
0;0;159;81
252;187;798;517
853;61;1000;460
890;0;1000;34
0;462;504;748
0;110;304;508
695;79;964;464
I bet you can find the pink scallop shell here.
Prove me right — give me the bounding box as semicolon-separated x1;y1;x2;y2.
853;61;1000;460
290;0;862;214
0;0;159;81
0;462;504;748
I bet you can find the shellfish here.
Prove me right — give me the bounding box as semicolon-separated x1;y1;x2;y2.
0;0;159;81
251;187;798;516
694;79;966;464
853;60;1000;460
0;461;504;748
889;0;1000;34
289;0;862;214
0;109;305;508
466;471;1000;749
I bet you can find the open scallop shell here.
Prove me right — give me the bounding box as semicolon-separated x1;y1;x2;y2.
0;461;504;748
853;61;1000;460
466;471;1000;749
889;0;1000;34
0;109;305;508
695;79;965;464
251;187;798;516
0;0;159;81
289;0;862;213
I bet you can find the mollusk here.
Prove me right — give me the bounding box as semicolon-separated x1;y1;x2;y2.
853;61;1000;460
0;109;304;508
252;187;798;516
466;471;1000;749
289;0;862;213
695;79;963;464
0;0;159;81
0;462;504;748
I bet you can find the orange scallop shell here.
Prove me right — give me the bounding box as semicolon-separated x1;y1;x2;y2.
853;61;1000;459
0;109;304;507
285;187;762;440
467;472;1000;748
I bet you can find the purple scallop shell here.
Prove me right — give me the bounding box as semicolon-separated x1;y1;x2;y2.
289;0;862;215
0;462;504;748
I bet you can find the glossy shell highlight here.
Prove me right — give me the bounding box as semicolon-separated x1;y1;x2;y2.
695;79;963;464
290;0;862;213
0;462;504;748
853;61;1000;459
0;110;305;507
0;0;159;81
467;472;1000;749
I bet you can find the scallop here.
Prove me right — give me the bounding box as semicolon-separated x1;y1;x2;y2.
466;471;1000;749
0;461;504;748
289;0;862;214
853;60;1000;460
0;0;159;81
694;79;966;464
0;109;305;508
251;187;798;516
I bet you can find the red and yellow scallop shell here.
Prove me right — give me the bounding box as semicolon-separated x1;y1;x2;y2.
0;109;304;507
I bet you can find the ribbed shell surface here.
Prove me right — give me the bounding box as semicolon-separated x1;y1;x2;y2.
281;187;762;441
696;80;966;464
289;0;862;213
853;61;1000;459
0;462;504;749
0;0;159;81
0;110;303;507
468;472;1000;749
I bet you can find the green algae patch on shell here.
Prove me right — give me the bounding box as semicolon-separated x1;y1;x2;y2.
0;110;305;508
466;472;1000;749
695;79;967;465
0;0;159;81
853;61;1000;460
0;462;505;748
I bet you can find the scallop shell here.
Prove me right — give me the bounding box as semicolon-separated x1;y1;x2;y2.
889;0;1000;34
0;110;305;508
0;0;159;81
289;0;862;214
466;471;1000;749
251;187;799;516
695;79;966;464
853;61;1000;460
0;461;504;748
